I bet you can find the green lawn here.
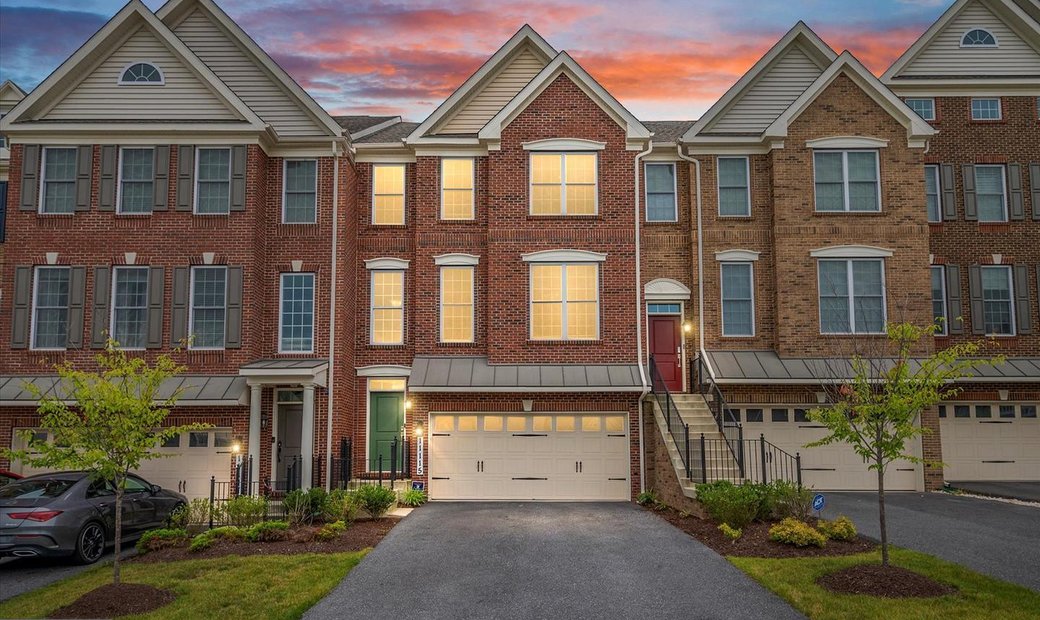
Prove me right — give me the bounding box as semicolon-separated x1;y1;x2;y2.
0;552;366;620
731;547;1040;620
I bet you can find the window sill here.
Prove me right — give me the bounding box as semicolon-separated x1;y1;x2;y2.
186;349;225;364
819;333;887;338
191;216;230;229
969;119;1005;125
367;344;407;349
812;211;884;216
717;215;753;220
526;215;600;220
527;339;601;345
644;220;681;225
436;342;480;348
978;223;1011;232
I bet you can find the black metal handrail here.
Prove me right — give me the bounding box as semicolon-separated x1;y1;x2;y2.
699;434;802;485
648;355;693;479
692;355;745;474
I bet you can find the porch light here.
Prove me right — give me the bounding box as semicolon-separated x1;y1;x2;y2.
231;442;241;454
404;399;413;410
683;322;693;334
414;425;424;437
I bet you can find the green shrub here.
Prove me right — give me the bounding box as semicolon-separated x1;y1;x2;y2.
769;481;815;521
189;526;245;552
316;520;347;541
224;495;269;527
306;488;329;519
768;518;827;548
173;498;220;528
282;490;311;525
636;489;659;507
817;515;857;541
696;481;761;529
400;488;428;507
718;523;742;541
245;520;290;543
136;528;189;553
353;484;397;518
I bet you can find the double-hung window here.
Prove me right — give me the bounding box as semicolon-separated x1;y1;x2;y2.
111;266;149;348
279;273;314;352
283;160;317;223
930;266;948;335
31;266;71;349
440;266;474;342
441;158;474;220
373;164;405;225
974;165;1007;222
195;148;231;214
981;266;1014;336
905;98;935;121
925;165;941;223
530;153;596;215
818;259;886;334
189;266;227;349
40;147;77;214
720;262;754;336
718;157;751;216
814;151;880;212
530;263;598;340
370;270;404;344
970;98;1001;121
118;148;154;214
645;163;677;221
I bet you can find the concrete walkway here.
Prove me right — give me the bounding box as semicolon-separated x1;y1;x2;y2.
305;502;802;620
826;492;1040;591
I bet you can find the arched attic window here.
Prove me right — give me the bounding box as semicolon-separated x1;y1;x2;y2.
960;29;998;47
118;62;164;84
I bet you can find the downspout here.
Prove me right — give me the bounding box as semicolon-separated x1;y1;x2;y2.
324;141;342;490
675;146;714;380
634;138;654;494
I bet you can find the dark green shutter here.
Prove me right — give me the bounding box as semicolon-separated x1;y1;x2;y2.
99;146;117;211
11;266;32;348
176;146;194;212
940;164;957;221
225;266;243;348
74;146;92;211
146;267;165;348
945;265;963;334
153;146;170;211
90;266;111;348
1008;164;1024;221
67;266;86;348
171;267;189;346
1013;264;1032;334
968;265;984;334
230;146;246;212
19;145;40;211
1030;163;1040;220
962;165;977;221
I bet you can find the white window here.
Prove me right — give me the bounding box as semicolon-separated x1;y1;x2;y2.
720;262;754;337
31;266;70;350
974;165;1007;222
40;147;77;214
961;28;997;47
111;266;149;349
817;259;886;334
931;266;948;336
279;273;314;352
718;157;751;216
813;151;880;212
905;98;935;121
970;98;1001;121
530;263;598;340
189;266;227;349
645;163;677;222
440;266;474;343
530;153;596;215
370;270;404;345
981;266;1014;336
372;164;405;225
195;148;231;215
118;147;154;214
119;62;164;84
283;160;317;224
925;165;941;223
441;158;474;220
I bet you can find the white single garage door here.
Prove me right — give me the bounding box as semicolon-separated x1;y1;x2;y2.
428;413;631;501
735;407;920;491
940;403;1039;482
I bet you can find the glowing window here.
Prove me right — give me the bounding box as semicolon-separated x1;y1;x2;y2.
506;417;526;432
440;266;474;343
441;158;474;220
370;271;404;344
605;416;625;433
530;153;596;215
530;263;598;340
457;416;478;432
433;416;453;432
555;416;575;432
483;416;503;432
533;416;552;432
581;417;601;432
373;164;405;225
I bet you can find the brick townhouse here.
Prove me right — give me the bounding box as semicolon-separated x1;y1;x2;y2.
0;0;1036;502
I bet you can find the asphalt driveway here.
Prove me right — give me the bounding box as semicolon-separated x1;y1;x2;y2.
305;502;802;620
0;551;127;602
826;492;1040;591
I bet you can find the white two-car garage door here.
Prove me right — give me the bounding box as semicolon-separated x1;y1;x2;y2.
428;413;631;501
940;403;1039;481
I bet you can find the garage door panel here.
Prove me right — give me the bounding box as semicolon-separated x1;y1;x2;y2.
941;408;1038;481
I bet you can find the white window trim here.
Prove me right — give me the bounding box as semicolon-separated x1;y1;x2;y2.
278;272;315;354
29;265;70;351
812;150;882;213
809;245;893;258
717;156;751;217
364;257;410;270
816;258;888;335
116;61;166;85
439;265;475;343
931;265;948;336
806;137;889;149
528;152;599;216
38;146;76;215
645;162;678;222
439;157;475;221
925;164;941;223
970;97;1002;121
720;261;755;338
110;265;149;351
959;28;999;48
522;249;607;263
522;138;606;151
282;159;318;224
372;163;406;225
116;146;154;216
904;98;936;122
529;263;600;341
974;164;1009;222
193;146;232;216
433;253;479;267
356;365;412;377
715;249;760;262
981;265;1016;337
187;265;227;351
369;270;405;346
644;278;691;301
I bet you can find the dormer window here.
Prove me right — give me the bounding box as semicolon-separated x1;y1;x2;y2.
119;62;164;84
960;29;997;47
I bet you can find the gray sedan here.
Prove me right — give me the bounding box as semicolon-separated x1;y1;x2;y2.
0;472;186;564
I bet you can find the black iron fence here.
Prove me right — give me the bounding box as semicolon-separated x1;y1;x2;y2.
649;355;693;479
700;433;802;485
355;435;411;488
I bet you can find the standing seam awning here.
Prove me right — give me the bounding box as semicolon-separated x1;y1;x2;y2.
408;356;643;392
0;375;249;406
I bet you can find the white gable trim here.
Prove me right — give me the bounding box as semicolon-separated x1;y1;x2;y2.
521;249;607;263
715;249;761;262
806;136;889;149
356;365;412;378
365;257;410;270
644;278;692;301
810;245;893;258
433;253;480;266
0;80;27;101
522;138;606;151
479;52;651;143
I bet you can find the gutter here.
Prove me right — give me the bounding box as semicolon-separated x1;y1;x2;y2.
675;146;716;381
324;142;341;490
633;138;654;494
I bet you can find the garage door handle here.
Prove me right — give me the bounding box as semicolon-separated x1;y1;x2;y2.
432;477;450;480
512;477;547;480
432;433;451;436
607;434;625;437
978;421;1012;424
608;477;626;481
802;468;836;471
513;433;548;437
982;460;1014;463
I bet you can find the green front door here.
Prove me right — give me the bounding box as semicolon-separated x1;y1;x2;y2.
369;392;404;471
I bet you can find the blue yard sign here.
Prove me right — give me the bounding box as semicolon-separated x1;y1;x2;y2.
412;481;426;491
812;493;826;512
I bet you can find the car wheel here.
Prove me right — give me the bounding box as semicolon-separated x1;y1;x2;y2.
166;502;186;526
73;521;106;565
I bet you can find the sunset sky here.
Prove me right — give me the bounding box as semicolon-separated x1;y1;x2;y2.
0;0;952;121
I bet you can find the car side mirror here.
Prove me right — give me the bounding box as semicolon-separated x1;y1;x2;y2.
151;484;162;494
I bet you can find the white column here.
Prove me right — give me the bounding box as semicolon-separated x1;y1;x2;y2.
247;384;262;493
301;384;316;489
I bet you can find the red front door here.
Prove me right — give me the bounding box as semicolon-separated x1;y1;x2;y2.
650;316;682;392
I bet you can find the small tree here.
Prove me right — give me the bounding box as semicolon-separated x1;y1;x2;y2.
807;322;1001;566
3;342;209;584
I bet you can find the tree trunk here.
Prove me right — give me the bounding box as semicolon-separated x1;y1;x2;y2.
113;480;123;585
877;464;888;566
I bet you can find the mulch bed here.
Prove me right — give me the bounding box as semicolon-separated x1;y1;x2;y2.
818;563;958;598
48;583;175;619
133;517;399;563
652;507;877;558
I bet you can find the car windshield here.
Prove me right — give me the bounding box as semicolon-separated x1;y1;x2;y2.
0;479;76;499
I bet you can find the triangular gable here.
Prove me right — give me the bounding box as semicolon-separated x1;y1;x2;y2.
765;52;935;145
407;25;557;142
1;0;261;128
0;81;27;110
159;0;346;138
478;52;651;143
883;0;1040;83
682;22;836;142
